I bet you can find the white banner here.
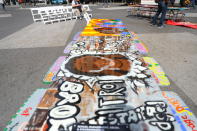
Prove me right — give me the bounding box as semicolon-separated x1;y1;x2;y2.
141;0;157;5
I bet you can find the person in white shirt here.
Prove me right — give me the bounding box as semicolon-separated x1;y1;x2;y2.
0;0;5;10
72;0;83;19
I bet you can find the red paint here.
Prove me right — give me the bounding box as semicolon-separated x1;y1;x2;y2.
181;115;197;131
151;72;159;83
166;20;197;29
21;107;32;116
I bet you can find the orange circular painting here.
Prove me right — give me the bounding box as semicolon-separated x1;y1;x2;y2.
65;54;131;76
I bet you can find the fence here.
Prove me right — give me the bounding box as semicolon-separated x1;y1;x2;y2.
30;5;92;24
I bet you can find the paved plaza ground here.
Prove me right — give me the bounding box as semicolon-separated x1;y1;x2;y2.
0;4;197;129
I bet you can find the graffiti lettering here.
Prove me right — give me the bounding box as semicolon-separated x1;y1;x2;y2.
96;108;124;115
162;92;193;115
115;112;128;124
127;110;139;123
87;101;175;131
57;92;81;105
98;87;126;96
48;81;84;131
98;80;127;109
100;84;116;90
181;115;197;130
49;118;76;131
99;98;127;108
149;121;174;131
50;105;79;119
60;81;83;93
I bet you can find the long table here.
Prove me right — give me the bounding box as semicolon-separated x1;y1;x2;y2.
127;4;188;21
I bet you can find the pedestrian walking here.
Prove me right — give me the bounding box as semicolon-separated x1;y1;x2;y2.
151;0;168;28
0;0;6;10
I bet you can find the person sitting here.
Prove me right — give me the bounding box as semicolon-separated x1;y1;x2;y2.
72;0;84;19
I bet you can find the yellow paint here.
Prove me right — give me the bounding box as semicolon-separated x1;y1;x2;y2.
178;107;193;116
162;92;193;116
149;66;165;75
143;57;157;64
44;72;54;81
157;75;170;86
143;57;170;86
80;19;122;37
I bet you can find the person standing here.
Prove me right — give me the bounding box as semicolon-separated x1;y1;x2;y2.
170;0;175;6
191;0;196;8
0;0;6;10
72;0;83;19
151;0;168;28
33;0;36;6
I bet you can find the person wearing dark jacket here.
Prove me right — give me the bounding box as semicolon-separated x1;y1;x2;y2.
170;0;175;6
151;0;168;28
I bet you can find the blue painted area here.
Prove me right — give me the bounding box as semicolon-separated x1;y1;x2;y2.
103;22;116;25
52;75;56;81
175;116;187;131
114;19;121;21
183;106;193;113
103;22;124;25
121;32;130;35
100;25;127;29
169;105;187;131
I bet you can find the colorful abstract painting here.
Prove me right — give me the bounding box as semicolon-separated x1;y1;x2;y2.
5;19;197;131
43;56;67;84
